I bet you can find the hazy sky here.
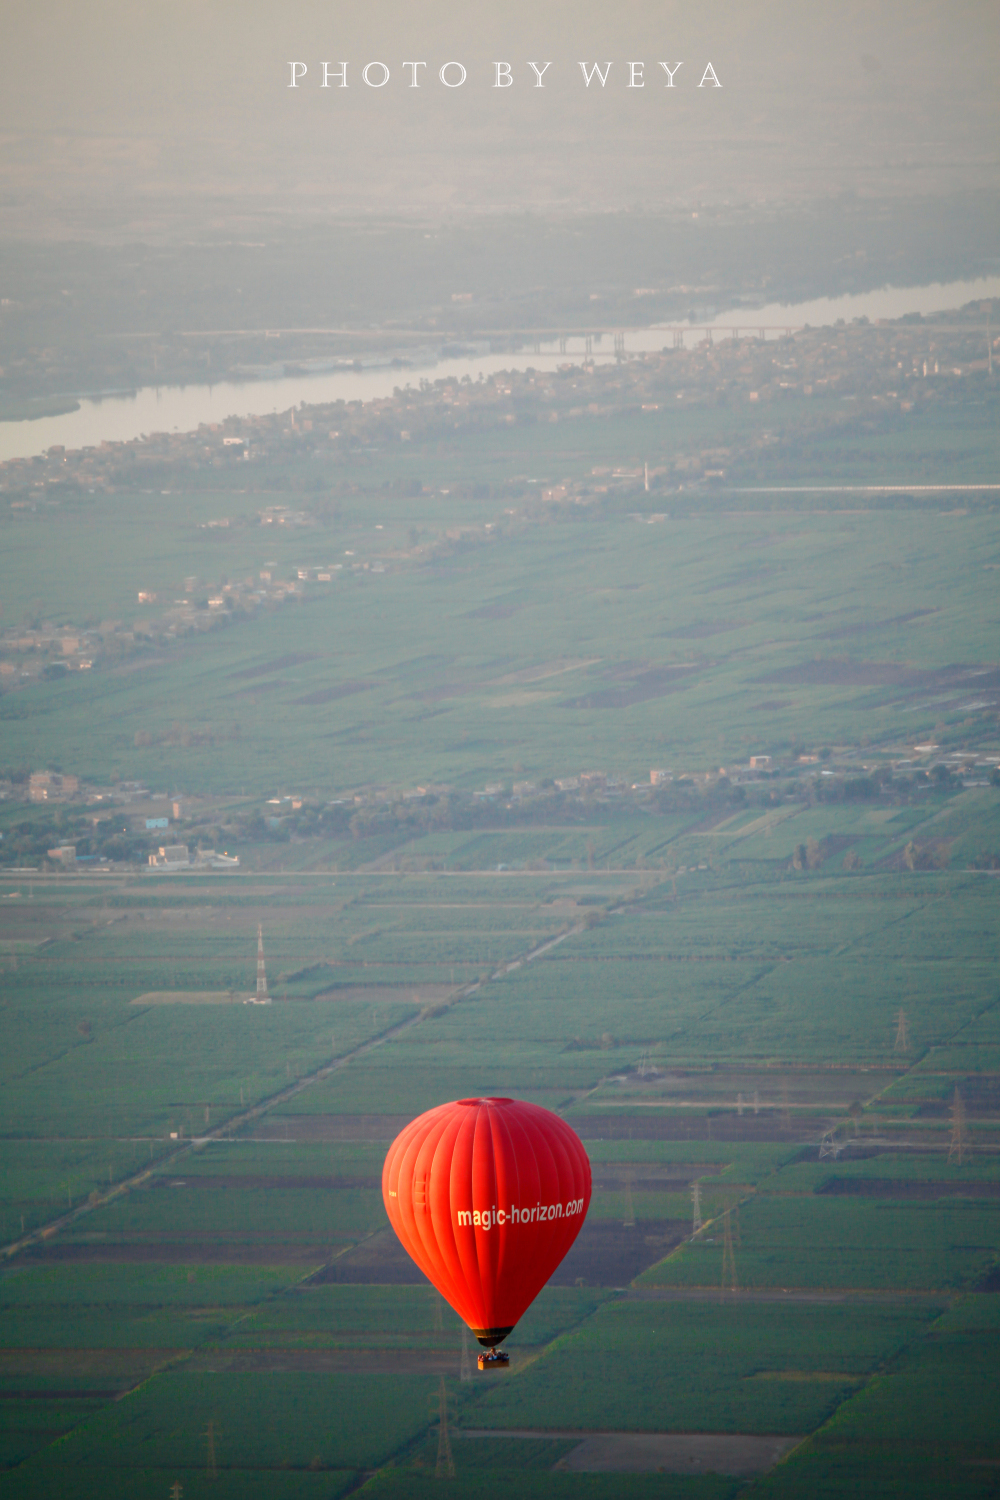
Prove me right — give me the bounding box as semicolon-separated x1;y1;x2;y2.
2;1;997;228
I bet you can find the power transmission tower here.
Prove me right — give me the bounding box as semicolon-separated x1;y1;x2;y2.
721;1208;738;1296
434;1292;444;1332
894;1008;910;1054
435;1376;455;1478
753;1089;760;1115
737;1092;744;1117
691;1181;703;1234
623;1169;635;1228
170;1485;183;1500
948;1087;967;1165
460;1324;473;1383
204;1420;218;1480
256;923;268;1000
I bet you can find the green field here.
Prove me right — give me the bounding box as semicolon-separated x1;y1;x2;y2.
3;498;1000;796
2;351;999;1492
1;845;997;1489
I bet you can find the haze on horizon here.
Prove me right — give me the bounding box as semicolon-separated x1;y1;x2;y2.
1;0;997;238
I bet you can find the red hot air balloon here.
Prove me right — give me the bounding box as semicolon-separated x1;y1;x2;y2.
383;1097;591;1350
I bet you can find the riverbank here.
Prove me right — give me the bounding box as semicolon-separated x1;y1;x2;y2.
0;394;81;423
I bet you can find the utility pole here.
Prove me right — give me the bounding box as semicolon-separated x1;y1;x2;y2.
204;1420;218;1480
948;1087;967;1165
623;1169;635;1229
435;1376;455;1478
721;1208;738;1296
988;308;993;377
256;923;268;1000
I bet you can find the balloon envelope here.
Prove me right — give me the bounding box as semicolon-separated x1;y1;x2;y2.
382;1097;592;1346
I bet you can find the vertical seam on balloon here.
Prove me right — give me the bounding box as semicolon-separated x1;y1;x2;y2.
490;1104;516;1289
428;1110;466;1311
454;1102;485;1323
410;1114;454;1286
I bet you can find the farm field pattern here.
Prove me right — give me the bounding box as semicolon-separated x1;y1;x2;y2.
2;841;999;1495
2;382;1000;1495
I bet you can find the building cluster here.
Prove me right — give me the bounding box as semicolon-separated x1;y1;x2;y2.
2;305;994;508
0;569;315;690
147;843;239;870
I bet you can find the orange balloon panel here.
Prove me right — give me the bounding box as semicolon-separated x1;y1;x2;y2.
382;1097;592;1347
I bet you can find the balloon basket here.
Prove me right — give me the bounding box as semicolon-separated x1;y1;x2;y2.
477;1350;510;1371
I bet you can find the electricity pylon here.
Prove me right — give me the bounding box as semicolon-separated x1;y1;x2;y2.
894;1008;910;1054
948;1087;967;1165
435;1376;455;1478
460;1324;473;1383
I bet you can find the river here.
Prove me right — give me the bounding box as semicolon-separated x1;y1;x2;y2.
2;273;997;463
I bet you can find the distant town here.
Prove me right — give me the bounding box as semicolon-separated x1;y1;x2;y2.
1;304;996;693
3;738;998;875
